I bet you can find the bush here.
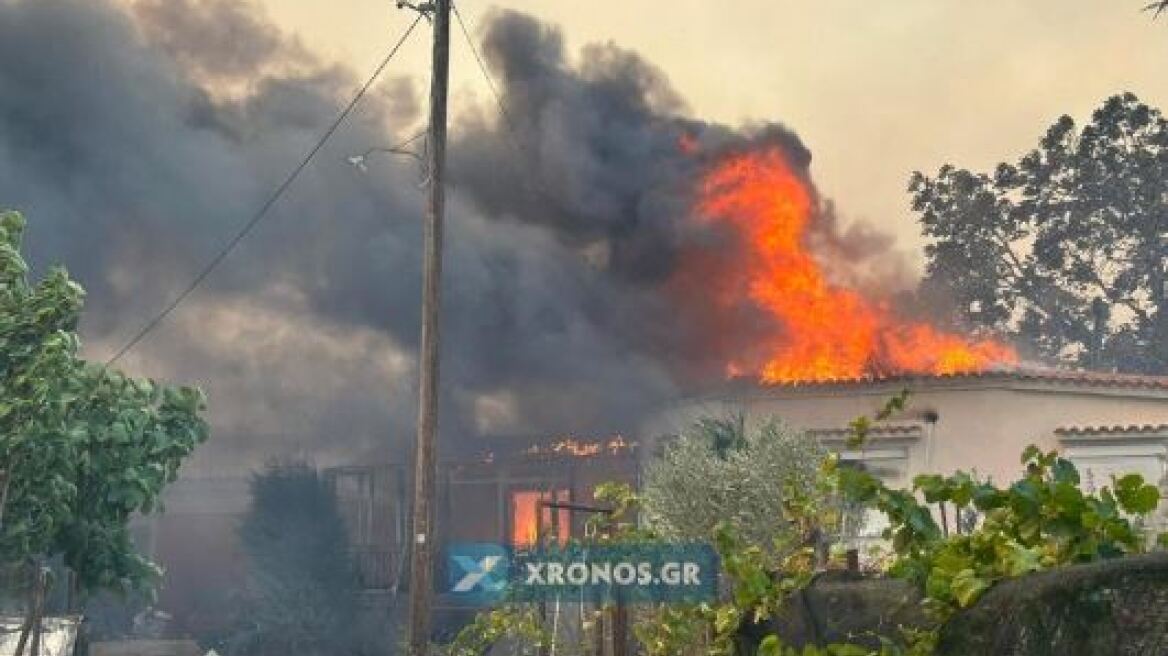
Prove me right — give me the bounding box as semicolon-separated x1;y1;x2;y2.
642;415;845;564
222;463;367;656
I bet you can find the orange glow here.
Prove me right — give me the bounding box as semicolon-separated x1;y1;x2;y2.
523;435;637;458
689;147;1016;383
510;489;570;547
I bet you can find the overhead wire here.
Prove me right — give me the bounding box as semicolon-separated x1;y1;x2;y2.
451;2;561;208
452;2;519;141
105;14;425;366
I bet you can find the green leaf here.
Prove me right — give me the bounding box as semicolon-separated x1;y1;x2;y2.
759;635;782;656
847;416;871;449
914;474;948;503
951;568;991;607
1051;458;1080;486
1113;473;1161;515
1004;542;1042;576
1009;480;1042;515
1021;445;1043;465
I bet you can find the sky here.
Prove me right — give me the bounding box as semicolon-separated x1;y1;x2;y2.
258;0;1168;270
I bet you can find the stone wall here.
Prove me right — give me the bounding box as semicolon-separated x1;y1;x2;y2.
938;552;1168;656
739;554;1168;655
739;572;927;651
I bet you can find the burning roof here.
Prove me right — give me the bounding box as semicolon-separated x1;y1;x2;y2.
691;364;1168;397
676;145;1017;384
461;435;639;465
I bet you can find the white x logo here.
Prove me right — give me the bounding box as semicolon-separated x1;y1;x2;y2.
452;555;505;592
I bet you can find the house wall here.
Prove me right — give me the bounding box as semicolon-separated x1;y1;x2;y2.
442;456;639;546
644;379;1168;486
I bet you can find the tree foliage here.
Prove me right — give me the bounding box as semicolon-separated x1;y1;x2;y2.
0;210;208;593
641;415;842;564
831;445;1161;621
726;396;1165;655
910;93;1168;373
225;463;364;656
443;395;1168;656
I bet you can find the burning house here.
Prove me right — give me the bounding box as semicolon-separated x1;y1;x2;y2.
128;112;1168;642
69;6;1167;643
650;368;1168;491
646;368;1168;539
324;435;641;593
318;367;1168;601
135;100;1168;634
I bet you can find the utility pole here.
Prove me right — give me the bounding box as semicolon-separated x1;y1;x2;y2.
407;0;451;654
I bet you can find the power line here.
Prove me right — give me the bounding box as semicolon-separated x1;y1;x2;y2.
348;128;430;178
105;14;425;366
451;3;563;210
452;3;519;141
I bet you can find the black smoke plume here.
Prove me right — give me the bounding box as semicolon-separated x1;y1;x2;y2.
0;1;904;472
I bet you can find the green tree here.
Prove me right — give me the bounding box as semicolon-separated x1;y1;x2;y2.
910;93;1168;373
641;415;846;566
226;463;365;656
0;209;208;593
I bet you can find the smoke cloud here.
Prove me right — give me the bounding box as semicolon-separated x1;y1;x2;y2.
0;1;908;472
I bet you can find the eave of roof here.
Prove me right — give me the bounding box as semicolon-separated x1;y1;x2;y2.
680;365;1168;402
807;423;925;440
1056;424;1168;437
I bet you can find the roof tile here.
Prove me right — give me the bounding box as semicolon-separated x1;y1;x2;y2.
1056;424;1168;436
747;365;1168;391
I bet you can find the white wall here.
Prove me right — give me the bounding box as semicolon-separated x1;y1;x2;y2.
645;377;1168;487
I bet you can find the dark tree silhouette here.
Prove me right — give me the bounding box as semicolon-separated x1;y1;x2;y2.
226;463;366;656
910;94;1168;374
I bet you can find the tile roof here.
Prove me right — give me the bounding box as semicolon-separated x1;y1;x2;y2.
736;365;1168;392
807;423;925;440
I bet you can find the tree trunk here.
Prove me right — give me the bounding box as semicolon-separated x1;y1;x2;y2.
1090;297;1110;369
0;455;25;541
14;564;47;656
0;467;11;531
1153;249;1168;371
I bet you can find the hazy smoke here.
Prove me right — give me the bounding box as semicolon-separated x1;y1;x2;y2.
0;1;908;473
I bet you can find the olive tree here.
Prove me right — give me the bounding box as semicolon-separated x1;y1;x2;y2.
641;415;846;564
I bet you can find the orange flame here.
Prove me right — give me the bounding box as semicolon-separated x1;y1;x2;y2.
690;147;1016;383
511;489;570;547
523;435;637;458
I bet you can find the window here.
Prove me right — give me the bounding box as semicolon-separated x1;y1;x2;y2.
510;488;570;547
1059;429;1168;531
837;447;912;540
1063;448;1166;494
